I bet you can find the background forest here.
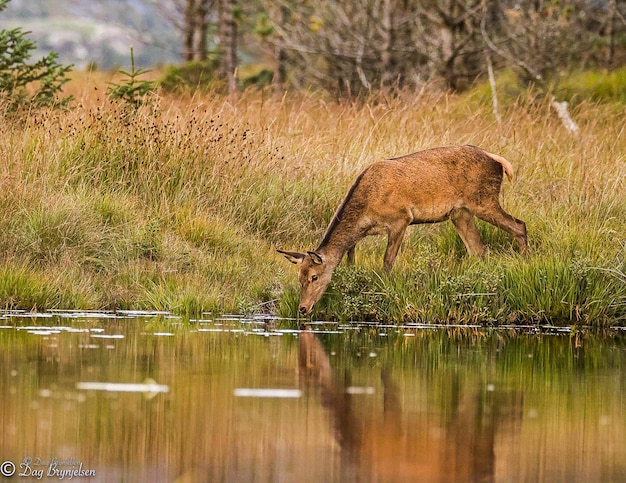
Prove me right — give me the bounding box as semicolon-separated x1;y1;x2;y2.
1;0;624;96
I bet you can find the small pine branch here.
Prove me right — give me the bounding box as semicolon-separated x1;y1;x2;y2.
107;47;156;108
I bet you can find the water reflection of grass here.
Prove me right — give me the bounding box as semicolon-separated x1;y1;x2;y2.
1;319;624;481
0;72;624;324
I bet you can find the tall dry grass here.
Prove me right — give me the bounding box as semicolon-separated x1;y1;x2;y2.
0;71;624;323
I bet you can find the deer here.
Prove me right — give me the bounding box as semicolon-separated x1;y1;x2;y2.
278;145;528;316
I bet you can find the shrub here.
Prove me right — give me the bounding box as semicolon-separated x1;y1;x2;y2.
159;59;221;94
559;68;626;104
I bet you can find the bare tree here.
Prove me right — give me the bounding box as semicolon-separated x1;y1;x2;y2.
600;0;626;69
479;0;592;134
411;0;486;90
153;0;239;91
266;0;422;95
272;5;289;91
489;1;592;84
148;0;213;61
265;0;489;93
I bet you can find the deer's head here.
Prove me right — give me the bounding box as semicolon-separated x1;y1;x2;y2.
278;250;334;315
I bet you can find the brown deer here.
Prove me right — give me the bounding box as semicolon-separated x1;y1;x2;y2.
279;145;528;315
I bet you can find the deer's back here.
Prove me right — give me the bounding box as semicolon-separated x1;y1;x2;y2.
351;145;505;223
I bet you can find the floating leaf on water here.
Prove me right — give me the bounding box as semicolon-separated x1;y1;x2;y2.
197;328;245;334
10;312;54;319
251;330;282;337
79;344;99;349
233;388;302;398
345;387;375;395
76;380;169;394
56;311;117;319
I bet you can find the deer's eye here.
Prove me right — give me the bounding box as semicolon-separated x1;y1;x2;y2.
311;274;319;282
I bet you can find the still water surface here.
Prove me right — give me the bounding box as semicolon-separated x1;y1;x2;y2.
1;311;625;482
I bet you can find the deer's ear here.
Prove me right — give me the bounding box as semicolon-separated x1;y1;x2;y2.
307;251;323;265
277;249;306;265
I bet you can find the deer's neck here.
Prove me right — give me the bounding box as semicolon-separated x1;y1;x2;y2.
317;169;370;265
316;210;364;265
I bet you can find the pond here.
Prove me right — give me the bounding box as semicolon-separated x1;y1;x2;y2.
1;311;625;482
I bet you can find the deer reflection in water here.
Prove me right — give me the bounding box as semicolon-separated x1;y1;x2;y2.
298;328;523;482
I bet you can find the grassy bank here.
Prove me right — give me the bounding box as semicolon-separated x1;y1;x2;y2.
0;72;624;324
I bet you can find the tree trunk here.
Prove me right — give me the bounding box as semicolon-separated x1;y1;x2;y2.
183;0;210;62
219;0;238;95
380;0;395;85
272;5;289;93
193;0;208;61
183;0;195;61
606;0;617;70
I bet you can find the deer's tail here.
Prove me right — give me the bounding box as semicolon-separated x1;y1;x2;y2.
483;150;515;182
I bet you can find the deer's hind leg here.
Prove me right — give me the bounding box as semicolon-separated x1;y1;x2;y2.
474;204;529;254
449;208;486;257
